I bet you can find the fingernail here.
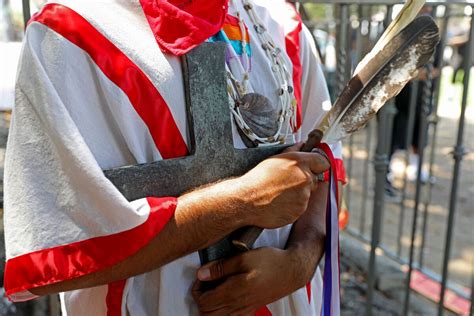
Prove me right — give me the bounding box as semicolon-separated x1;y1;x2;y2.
197;268;211;281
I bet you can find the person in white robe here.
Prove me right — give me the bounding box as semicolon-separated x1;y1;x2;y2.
4;0;346;315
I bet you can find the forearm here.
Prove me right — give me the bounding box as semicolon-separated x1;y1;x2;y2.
30;147;330;297
31;178;252;295
285;182;328;287
285;181;344;287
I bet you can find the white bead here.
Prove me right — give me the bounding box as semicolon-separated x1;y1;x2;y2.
226;0;296;144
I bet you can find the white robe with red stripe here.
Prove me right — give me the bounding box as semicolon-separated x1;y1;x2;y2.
4;0;345;315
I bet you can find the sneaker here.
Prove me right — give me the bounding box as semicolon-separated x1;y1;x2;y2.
385;180;402;203
406;153;419;181
406;153;431;184
407;165;430;183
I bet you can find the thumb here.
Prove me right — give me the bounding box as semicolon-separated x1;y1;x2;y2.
197;256;242;281
305;151;330;175
283;142;304;153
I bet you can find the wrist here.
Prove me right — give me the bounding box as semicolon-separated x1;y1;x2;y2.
221;177;258;227
233;174;263;227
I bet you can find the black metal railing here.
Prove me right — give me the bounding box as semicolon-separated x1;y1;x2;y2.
297;1;473;315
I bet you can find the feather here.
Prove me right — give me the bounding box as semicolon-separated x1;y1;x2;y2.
355;0;426;74
314;15;439;145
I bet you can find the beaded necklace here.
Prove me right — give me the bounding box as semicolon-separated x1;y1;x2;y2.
227;0;297;146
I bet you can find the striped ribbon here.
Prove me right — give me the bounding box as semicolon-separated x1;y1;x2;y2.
318;143;341;316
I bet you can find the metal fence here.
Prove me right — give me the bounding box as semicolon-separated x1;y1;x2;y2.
295;0;473;315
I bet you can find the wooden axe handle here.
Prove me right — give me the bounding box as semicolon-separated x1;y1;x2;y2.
231;129;324;251
231;226;263;251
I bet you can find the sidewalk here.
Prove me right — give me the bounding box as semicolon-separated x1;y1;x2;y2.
340;231;457;315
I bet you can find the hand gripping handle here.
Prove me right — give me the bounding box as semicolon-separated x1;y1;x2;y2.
231;129;326;251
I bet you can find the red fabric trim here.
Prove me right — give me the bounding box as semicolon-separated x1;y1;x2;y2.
317;142;342;294
106;279;127;316
30;4;188;159
318;144;340;207
339;206;349;230
306;282;311;304
323;158;347;184
139;0;228;56
335;159;347;184
284;3;303;131
4;197;177;301
255;306;272;316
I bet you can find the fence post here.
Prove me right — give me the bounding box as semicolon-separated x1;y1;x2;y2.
417;64;434;269
344;6;356;213
366;6;395;315
21;0;30;30
359;4;377;237
438;11;473;316
359;120;373;236
396;79;419;257
418;5;451;269
402;67;431;315
366;101;396;316
471;272;474;316
335;4;350;97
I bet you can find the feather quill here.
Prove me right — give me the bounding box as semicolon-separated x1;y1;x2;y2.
312;15;439;146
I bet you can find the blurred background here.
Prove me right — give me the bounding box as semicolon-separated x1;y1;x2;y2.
0;0;473;315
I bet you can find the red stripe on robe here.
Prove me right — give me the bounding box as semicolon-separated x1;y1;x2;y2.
306;282;312;304
106;280;127;316
30;3;188;159
255;306;273;316
4;197;177;301
284;3;303;131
